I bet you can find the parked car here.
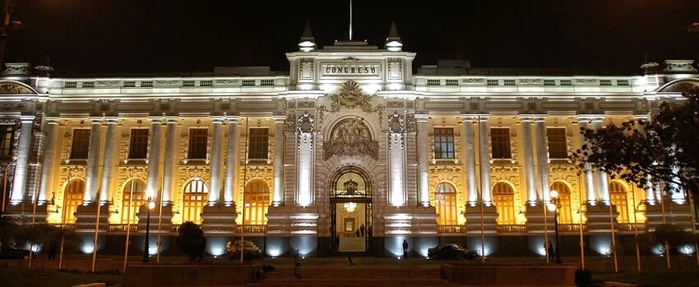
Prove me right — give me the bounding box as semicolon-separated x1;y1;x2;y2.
0;247;31;259
427;243;479;260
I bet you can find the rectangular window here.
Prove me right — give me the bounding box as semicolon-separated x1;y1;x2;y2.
433;128;455;159
128;129;149;159
0;125;15;159
490;128;511;159
547;128;568;159
70;129;91;160
188;128;208;159
248;128;269;160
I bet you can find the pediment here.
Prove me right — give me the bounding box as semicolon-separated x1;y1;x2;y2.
0;81;37;95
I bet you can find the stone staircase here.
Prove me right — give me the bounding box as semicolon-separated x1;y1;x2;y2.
248;264;460;287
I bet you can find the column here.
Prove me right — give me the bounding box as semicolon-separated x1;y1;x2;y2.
416;114;430;207
208;117;224;205
146;118;163;200
223;116;240;206
592;118;610;204
578;117;598;204
83;119;103;204
38;118;59;205
162;117;178;205
99;118;118;204
272;116;285;206
10;116;34;203
645;175;656;205
478;116;492;204
534;116;550;202
461;115;478;206
520;116;537;205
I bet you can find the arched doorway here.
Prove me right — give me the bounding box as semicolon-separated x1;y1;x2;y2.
329;166;372;254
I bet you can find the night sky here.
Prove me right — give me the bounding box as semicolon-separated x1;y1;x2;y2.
5;0;699;76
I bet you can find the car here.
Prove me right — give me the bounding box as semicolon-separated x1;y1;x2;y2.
427;243;479;260
0;247;31;259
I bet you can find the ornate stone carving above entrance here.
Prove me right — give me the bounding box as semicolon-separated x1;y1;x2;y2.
0;82;35;94
329;80;375;113
324;117;379;160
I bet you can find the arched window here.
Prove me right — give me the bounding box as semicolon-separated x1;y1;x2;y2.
121;179;146;224
492;182;515;224
63;179;85;224
243;179;270;225
182;179;208;224
609;181;629;223
550;181;572;224
434;182;457;225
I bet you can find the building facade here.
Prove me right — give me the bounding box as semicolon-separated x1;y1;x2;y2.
1;24;698;259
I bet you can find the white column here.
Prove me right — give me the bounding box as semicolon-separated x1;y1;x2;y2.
272;116;285;206
84;119;103;204
534;116;550;202
146;118;163;200
10;116;34;203
162;117;178;205
388;130;406;206
520;116;537;205
208;117;224;205
578;117;598;204
38;118;59;205
223;116;240;206
591;118;610;204
645;175;656;205
99;118;118;204
416;114;430;207
296;125;314;207
478;116;492;205
461;115;478;206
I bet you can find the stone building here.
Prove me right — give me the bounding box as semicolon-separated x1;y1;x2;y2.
0;23;697;258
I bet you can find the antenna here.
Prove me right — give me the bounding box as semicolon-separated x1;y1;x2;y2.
349;0;353;40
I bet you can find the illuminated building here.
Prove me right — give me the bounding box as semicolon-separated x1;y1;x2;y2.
0;23;697;258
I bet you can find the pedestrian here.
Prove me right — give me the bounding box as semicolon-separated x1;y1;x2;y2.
547;240;555;259
334;235;340;251
360;223;365;237
402;239;409;258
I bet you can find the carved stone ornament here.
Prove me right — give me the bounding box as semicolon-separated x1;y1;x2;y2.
328;80;375;113
388;112;404;133
323;117;379;160
297;111;314;133
0;82;35;94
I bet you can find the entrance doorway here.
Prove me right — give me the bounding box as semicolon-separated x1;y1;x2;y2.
329;166;372;253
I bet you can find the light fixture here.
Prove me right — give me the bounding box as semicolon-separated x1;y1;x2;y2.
344;202;357;213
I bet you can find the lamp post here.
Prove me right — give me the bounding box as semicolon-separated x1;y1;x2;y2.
142;196;155;263
548;190;562;264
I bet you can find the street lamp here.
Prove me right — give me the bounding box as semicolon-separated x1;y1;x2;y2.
547;190;563;264
142;197;155;263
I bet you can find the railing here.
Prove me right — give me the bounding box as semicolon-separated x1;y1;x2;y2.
108;224;138;232
497;224;527;233
437;225;466;233
558;224;586;233
236;224;267;235
617;223;646;232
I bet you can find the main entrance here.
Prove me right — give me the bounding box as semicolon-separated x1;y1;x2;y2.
329;166;372;253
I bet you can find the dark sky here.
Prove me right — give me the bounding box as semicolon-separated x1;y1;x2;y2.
6;0;699;75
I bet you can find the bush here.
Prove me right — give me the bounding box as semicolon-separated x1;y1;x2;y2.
178;221;206;262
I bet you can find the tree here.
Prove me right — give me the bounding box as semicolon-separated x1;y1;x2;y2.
178;221;206;262
573;92;699;197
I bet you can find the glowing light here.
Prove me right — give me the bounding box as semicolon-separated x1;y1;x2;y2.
344;202;357;213
678;244;695;255
81;244;95;254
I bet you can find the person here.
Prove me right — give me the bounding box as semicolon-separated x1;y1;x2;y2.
226;240;235;260
293;249;301;278
334;235;340;251
402;239;409;258
360;224;365;237
546;240;555;260
346;255;354;266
